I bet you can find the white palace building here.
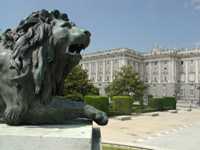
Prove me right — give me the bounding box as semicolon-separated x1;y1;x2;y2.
80;44;200;101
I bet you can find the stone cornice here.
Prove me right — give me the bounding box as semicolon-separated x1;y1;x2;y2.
81;47;200;61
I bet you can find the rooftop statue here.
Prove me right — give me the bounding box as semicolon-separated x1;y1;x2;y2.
0;9;108;125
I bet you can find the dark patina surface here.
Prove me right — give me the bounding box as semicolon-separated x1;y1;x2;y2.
0;9;108;126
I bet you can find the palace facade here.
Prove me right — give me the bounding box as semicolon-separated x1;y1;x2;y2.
80;44;200;101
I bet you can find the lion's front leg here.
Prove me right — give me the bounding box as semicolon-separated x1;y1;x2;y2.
84;105;108;125
23;96;108;125
0;88;28;125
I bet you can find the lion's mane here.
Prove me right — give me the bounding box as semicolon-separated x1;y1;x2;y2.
0;9;70;104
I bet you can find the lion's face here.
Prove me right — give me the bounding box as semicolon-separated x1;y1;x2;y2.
52;19;91;57
0;9;91;98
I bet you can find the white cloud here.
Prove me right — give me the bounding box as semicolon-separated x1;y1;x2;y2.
195;5;200;9
188;0;200;11
184;1;189;7
192;0;200;4
192;0;200;6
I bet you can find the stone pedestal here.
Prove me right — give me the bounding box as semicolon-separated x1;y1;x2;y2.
0;119;101;150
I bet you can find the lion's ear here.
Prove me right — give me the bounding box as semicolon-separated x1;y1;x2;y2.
51;10;60;19
39;9;50;23
60;13;69;21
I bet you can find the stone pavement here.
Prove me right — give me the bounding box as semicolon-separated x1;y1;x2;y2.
94;107;200;150
133;121;200;150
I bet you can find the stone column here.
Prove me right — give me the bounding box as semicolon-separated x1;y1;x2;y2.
149;62;152;83
158;60;161;83
89;62;92;80
102;60;105;82
168;59;171;82
95;62;98;82
140;62;144;80
82;63;85;70
172;58;175;82
122;56;126;67
135;62;138;72
125;59;128;67
174;59;177;82
119;56;125;68
110;59;113;82
195;59;199;83
185;60;189;83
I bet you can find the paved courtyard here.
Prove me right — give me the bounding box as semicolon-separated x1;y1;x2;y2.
94;107;200;150
133;121;200;150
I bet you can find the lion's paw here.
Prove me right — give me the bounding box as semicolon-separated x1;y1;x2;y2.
0;118;5;123
4;106;27;125
92;111;108;126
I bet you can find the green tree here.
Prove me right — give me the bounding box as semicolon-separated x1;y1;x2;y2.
63;65;99;101
104;66;148;107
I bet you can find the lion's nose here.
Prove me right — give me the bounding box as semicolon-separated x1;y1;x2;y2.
84;30;91;37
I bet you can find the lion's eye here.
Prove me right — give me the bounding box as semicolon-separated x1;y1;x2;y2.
61;22;72;29
60;21;75;29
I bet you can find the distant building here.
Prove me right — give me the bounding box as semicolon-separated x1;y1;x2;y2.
80;44;200;101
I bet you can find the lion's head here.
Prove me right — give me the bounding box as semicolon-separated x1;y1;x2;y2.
0;9;91;104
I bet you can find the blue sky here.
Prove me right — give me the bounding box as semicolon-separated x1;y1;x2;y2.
1;0;200;54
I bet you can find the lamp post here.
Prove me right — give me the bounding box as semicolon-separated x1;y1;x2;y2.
197;85;200;106
174;89;179;102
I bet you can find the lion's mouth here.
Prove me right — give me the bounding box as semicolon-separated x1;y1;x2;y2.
68;44;85;54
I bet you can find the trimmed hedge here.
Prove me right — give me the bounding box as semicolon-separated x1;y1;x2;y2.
149;98;164;111
163;97;176;110
133;105;158;113
84;95;109;113
148;95;153;100
108;110;123;116
113;96;133;115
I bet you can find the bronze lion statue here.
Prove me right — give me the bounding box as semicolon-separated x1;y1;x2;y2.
0;9;108;125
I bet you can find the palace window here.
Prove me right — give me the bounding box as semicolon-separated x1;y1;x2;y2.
164;76;167;82
163;89;166;96
145;76;148;82
190;89;194;96
190;60;193;65
181;61;184;65
189;73;195;82
180;89;184;96
153;89;156;95
99;76;102;81
107;76;110;81
154;76;157;82
154;62;157;65
181;74;185;82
